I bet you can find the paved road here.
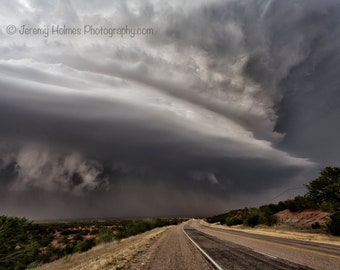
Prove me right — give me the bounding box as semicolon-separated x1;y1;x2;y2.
185;220;340;270
142;224;214;270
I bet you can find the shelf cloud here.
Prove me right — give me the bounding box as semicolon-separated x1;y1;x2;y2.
0;0;339;219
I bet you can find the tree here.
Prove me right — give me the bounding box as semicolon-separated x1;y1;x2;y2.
0;216;40;270
328;212;340;236
306;167;340;211
282;196;316;212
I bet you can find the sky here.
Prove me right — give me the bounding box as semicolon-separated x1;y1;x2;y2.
0;0;339;219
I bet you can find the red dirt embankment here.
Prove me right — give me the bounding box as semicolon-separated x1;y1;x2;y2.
275;209;330;227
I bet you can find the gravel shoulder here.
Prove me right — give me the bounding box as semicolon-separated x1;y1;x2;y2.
129;223;214;270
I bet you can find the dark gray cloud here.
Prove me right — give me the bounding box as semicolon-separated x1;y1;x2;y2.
0;0;338;219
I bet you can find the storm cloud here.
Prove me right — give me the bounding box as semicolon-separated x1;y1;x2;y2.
0;0;339;219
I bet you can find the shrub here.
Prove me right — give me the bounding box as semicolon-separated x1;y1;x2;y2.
246;215;260;227
281;196;316;212
63;243;75;255
259;205;278;226
328;212;340;236
74;239;95;252
311;222;321;229
265;214;278;226
225;217;242;226
97;227;115;243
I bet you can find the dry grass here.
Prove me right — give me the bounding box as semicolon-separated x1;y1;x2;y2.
37;226;170;270
201;220;340;246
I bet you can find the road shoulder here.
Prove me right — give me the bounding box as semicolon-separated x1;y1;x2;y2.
200;220;340;246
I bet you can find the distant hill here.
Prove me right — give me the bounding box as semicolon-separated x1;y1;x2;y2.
206;167;340;236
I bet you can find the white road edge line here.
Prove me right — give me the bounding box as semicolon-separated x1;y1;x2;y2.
253;250;277;259
182;228;224;270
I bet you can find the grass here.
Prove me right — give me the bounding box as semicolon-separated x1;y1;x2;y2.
37;226;170;270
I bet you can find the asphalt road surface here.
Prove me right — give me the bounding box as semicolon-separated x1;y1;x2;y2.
185;220;340;270
142;220;340;270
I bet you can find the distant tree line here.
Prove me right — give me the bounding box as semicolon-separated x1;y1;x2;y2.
207;167;340;236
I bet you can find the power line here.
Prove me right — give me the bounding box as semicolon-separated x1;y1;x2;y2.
264;187;305;204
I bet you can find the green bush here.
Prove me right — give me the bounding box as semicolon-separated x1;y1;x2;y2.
264;214;278;226
246;215;260;227
259;204;282;215
225;217;242;226
259;205;278;226
328;212;340;236
63;243;75;255
74;239;95;252
121;221;152;238
311;222;321;229
97;227;115;243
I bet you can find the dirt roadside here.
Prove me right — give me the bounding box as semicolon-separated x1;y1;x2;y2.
38;226;170;270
